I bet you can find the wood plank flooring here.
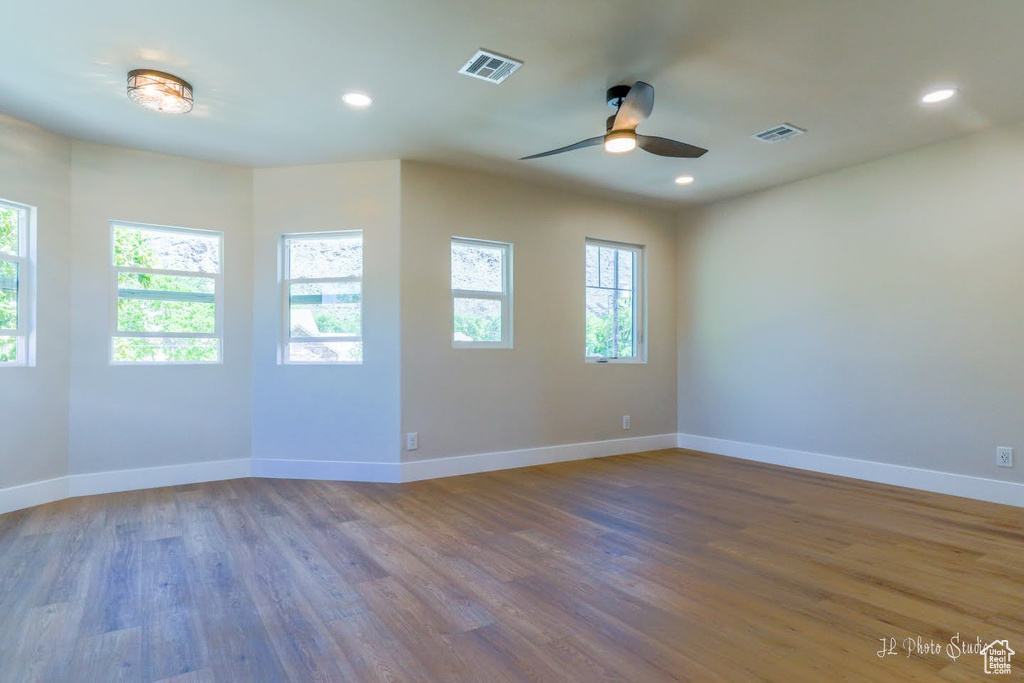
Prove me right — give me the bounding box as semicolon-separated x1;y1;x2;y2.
1;449;1023;681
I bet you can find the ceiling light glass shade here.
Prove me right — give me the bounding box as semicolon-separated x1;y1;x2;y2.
921;88;957;104
127;70;194;113
604;130;637;154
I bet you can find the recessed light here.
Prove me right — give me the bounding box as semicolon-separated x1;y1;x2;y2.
342;92;373;108
127;69;193;114
675;175;695;186
921;88;957;104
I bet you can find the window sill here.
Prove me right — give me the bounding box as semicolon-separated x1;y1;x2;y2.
110;361;223;366
585;357;647;365
282;361;364;366
453;343;514;350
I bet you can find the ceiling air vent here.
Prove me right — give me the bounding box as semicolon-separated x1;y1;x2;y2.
752;123;806;143
458;49;523;84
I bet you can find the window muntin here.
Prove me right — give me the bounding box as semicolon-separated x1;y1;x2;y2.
585;239;644;362
111;222;223;364
0;200;33;366
451;237;512;348
282;231;363;364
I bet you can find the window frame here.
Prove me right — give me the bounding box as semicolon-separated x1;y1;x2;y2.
584;238;646;364
109;221;224;366
0;198;35;367
280;230;364;365
451;236;514;350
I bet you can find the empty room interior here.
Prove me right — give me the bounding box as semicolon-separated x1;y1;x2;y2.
2;0;1024;680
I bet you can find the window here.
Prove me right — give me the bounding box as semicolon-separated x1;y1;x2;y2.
111;222;223;364
451;237;513;348
585;238;644;362
282;231;363;364
0;199;34;366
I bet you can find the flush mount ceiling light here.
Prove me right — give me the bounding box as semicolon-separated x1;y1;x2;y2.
604;130;637;154
127;69;193;114
674;175;695;186
921;87;958;104
342;92;373;108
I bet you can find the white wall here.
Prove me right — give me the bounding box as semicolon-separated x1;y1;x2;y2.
0;115;71;488
678;121;1024;483
401;162;678;461
251;161;402;465
68;142;254;475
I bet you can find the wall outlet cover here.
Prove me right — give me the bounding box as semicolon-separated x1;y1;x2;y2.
622;415;631;430
997;446;1013;468
407;432;419;451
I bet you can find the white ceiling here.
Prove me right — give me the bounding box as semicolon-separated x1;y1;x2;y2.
3;0;1024;206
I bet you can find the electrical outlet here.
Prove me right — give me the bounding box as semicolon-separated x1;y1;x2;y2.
996;446;1013;468
622;415;631;430
406;432;419;451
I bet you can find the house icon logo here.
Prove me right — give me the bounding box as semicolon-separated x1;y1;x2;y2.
980;639;1014;675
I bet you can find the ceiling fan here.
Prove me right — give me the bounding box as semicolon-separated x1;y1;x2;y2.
521;81;708;160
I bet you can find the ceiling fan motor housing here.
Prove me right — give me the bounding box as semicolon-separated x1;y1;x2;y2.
606;85;631;110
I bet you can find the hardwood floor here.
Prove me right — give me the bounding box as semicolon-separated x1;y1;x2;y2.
1;449;1023;682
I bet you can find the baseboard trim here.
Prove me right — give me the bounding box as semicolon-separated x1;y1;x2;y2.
68;458;251;498
0;476;69;516
1;434;681;514
402;433;679;482
677;433;1024;508
252;458;401;483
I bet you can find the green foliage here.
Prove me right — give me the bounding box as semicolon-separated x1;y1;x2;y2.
1;209;21;362
113;230;218;362
0;336;15;363
0;208;16;255
455;313;501;343
0;259;17;331
586;296;634;358
313;308;361;335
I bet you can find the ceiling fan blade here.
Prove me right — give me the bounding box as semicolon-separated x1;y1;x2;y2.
636;134;708;158
520;136;604;160
612;81;655;131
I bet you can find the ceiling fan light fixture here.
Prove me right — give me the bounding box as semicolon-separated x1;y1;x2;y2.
127;69;193;114
674;175;695;186
604;130;637;154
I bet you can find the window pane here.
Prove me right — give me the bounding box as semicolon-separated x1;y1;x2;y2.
454;297;502;343
288;236;362;279
0;260;18;329
117;273;216;334
585;287;613;357
617;249;634;289
585;244;600;287
287;340;362;363
598;246;616;288
615;291;635;357
452;242;504;293
112;337;219;363
113;226;221;273
0;336;15;363
289;282;361;337
0;206;17;255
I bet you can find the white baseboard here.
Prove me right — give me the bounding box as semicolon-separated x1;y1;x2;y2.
252;458;401;483
677;433;1024;508
402;433;679;482
67;458;251;498
0;476;69;516
1;434;679;515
